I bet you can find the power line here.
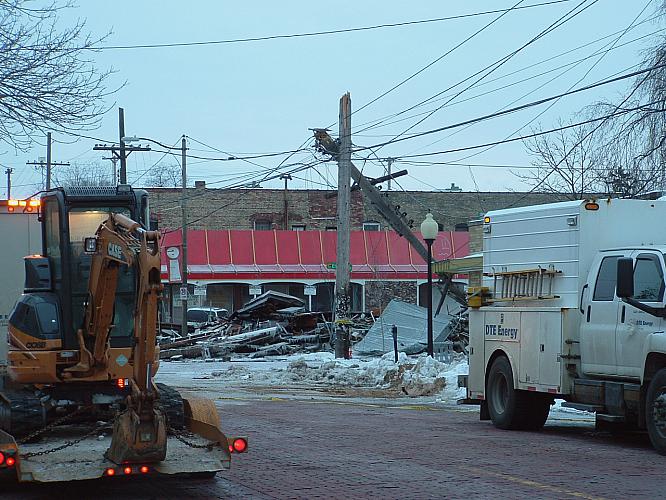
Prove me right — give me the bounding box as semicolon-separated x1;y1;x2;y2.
374;0;601;148
79;1;574;51
354;62;666;153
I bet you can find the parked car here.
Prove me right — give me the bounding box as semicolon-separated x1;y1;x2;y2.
186;307;229;326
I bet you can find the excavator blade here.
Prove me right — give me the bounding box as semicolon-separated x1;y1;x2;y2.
106;408;167;465
182;394;231;456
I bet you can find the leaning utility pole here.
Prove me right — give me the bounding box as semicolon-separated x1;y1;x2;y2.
335;92;352;359
5;167;13;199
181;135;189;339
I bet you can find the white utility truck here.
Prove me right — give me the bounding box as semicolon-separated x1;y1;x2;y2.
467;198;666;454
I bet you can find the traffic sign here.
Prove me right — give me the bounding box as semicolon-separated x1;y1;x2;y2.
179;286;188;300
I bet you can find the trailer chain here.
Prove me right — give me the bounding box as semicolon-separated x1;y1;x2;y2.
17;404;95;445
20;424;105;459
168;426;217;450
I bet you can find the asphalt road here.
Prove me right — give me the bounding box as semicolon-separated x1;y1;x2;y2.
2;396;662;499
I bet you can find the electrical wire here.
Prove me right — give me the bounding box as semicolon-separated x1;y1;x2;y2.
83;1;574;51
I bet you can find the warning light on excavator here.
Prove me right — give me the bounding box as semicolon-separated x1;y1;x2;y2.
232;438;247;453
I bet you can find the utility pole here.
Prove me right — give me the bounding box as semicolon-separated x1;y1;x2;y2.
5;167;13;199
27;134;69;190
93;108;150;185
335;92;352;359
386;157;394;191
181;135;188;339
280;173;292;229
103;156;118;185
119;108;127;184
46;132;52;190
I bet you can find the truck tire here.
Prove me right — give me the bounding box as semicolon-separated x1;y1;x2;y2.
645;368;666;455
486;356;550;431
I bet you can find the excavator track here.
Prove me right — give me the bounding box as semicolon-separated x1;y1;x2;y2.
156;383;185;430
0;389;46;439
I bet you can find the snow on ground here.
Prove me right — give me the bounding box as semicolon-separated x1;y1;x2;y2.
157;351;469;404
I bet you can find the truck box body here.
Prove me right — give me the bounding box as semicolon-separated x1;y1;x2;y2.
469;199;666;399
482;199;666;309
0;202;40;371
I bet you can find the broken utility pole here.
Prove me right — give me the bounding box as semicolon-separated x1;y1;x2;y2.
335;92;352;359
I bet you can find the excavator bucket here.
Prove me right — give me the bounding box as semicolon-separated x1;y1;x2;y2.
106;407;168;465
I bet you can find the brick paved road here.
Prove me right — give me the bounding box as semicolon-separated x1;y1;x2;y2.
2;398;662;499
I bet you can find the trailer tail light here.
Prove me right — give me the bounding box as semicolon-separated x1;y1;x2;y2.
116;378;129;389
7;200;19;207
105;468;116;476
232;438;247;453
123;466;132;475
140;466;149;474
6;457;16;467
0;452;4;465
584;201;599;211
29;199;40;207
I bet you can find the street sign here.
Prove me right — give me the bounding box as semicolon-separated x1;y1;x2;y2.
326;262;352;272
249;286;262;295
304;285;317;296
179;286;188;301
193;284;207;297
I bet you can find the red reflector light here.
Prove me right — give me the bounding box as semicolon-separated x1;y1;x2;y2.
140;466;149;474
0;452;5;465
7;207;14;213
6;457;16;467
105;468;115;476
124;466;132;475
232;438;247;453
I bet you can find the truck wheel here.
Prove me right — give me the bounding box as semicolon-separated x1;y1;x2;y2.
486;356;550;431
645;368;666;455
487;356;522;429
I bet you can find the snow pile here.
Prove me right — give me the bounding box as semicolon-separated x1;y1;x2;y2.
208;351;468;400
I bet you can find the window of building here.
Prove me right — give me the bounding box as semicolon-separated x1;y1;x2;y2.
291;224;306;231
363;221;381;232
254;219;272;231
325;226;337;231
634;254;664;301
593;256;621;301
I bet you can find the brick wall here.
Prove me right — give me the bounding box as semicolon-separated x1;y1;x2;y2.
364;280;417;311
147;185;565;231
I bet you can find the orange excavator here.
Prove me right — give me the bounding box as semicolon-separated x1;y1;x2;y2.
0;186;245;482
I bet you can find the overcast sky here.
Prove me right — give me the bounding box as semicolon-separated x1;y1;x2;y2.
3;0;663;197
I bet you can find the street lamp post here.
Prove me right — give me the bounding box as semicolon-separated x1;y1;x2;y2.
420;213;439;357
123;135;188;338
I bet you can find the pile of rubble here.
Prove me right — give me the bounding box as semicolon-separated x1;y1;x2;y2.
159;291;372;360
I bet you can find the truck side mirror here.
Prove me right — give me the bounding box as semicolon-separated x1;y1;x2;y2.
616;258;634;298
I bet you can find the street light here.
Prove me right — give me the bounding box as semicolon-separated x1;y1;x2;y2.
420;212;439;357
123;135;189;340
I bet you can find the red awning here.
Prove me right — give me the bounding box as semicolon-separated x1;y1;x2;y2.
161;229;469;280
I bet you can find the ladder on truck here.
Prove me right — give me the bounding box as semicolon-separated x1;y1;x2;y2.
489;265;561;302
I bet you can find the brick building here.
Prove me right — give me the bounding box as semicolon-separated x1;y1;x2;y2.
149;185;564;319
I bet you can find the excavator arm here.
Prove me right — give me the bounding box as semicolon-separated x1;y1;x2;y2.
63;213;167;464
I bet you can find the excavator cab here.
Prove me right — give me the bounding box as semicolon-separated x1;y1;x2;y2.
7;185;150;385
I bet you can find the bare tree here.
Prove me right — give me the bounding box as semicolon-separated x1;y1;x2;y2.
518;118;604;200
53;162;112;187
0;1;114;150
141;164;181;187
